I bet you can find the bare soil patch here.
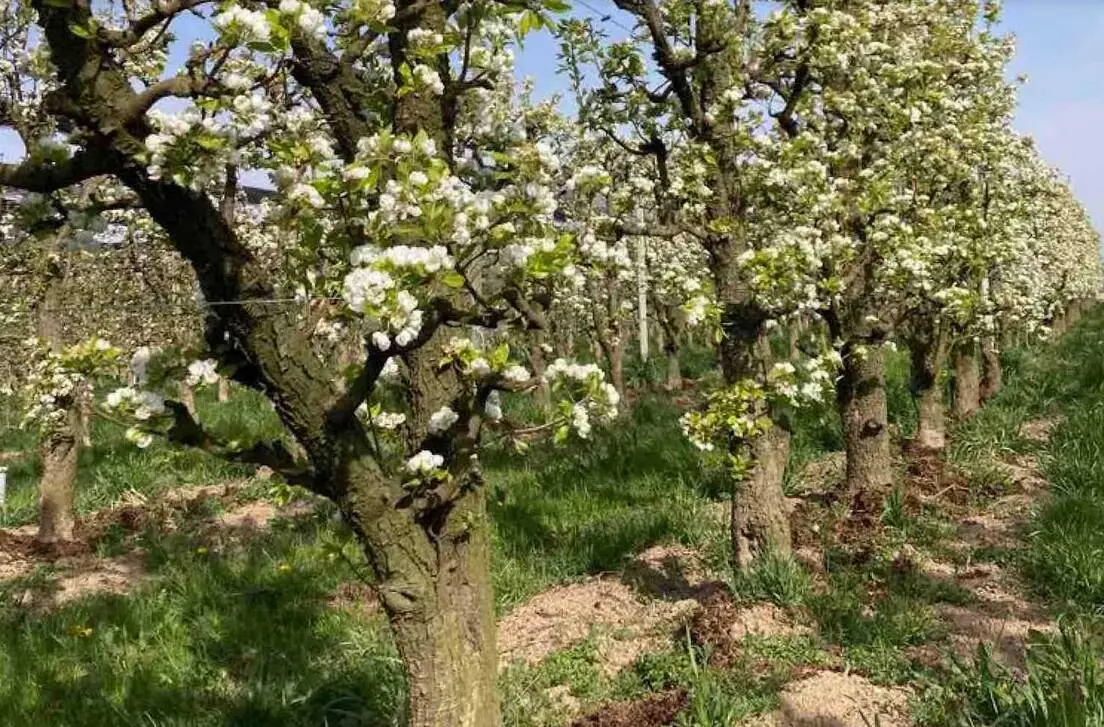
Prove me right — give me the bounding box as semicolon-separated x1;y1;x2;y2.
1019;417;1059;443
328;580;380;619
569;690;688;727
3;550;147;608
623;543;722;601
497;575;698;671
752;670;911;727
38;552;147;606
0;482;319;609
692;590;813;668
916;450;1056;670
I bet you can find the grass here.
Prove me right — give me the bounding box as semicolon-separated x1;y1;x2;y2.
486;395;727;610
4;315;1104;725
1019;318;1104;612
0;389;733;726
918;620;1104;727
0;516;407;727
0;386;276;528
913;312;1104;726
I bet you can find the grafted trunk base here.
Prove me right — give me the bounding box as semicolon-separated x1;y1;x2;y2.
386;533;498;727
731;426;792;569
345;453;499;727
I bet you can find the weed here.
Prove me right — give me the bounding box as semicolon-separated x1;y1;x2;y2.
920;620;1104;726
881;487;909;530
729;550;814;607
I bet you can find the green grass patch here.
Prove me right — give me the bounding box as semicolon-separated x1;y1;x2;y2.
486;396;726;610
0;515;406;727
917;620;1104;726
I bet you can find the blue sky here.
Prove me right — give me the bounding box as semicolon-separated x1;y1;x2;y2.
515;1;1104;230
4;1;1102;230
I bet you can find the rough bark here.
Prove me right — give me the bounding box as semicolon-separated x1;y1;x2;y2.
1065;300;1084;329
720;324;791;569
589;277;627;397
665;340;681;390
75;384;93;448
909;326;948;452
378;6;497;718
34;250;80;545
608;340;625;397
732;426;792;567
979;335;1002;402
343;450;497;727
609;1;788;566
953;341;981;419
654;304;682;390
837;342;892;497
1049;313;1067;340
527;334;551;414
24;0;493;722
36;407;79;545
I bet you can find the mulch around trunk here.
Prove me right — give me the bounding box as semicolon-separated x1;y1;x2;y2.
568;690;688;726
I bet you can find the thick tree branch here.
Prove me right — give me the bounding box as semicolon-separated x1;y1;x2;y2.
0;147;113;192
119;74;212;125
612;0;708;135
163;400;316;487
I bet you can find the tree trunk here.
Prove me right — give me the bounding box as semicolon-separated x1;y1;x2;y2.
1050;312;1067;340
343;449;497;727
36;406;79;545
909;327;948;452
603;336;626;397
665;340;681;390
979;335;1002;402
391;529;496;727
837;342;892;498
953;341;980;419
179;382;197;417
527;341;551;414
217;377;230;403
75;382;93;448
719;318;791;569
731;426;792;567
1066;300;1084;329
33;251;79;546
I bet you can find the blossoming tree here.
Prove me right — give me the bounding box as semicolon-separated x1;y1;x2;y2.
0;0;622;723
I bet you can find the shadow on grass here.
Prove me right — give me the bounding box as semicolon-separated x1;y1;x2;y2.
0;518;404;727
486;396;727;610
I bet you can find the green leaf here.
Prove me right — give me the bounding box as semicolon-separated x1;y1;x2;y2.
441;271;466;289
68;22;93;38
518;10;537;36
490;343;510;369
